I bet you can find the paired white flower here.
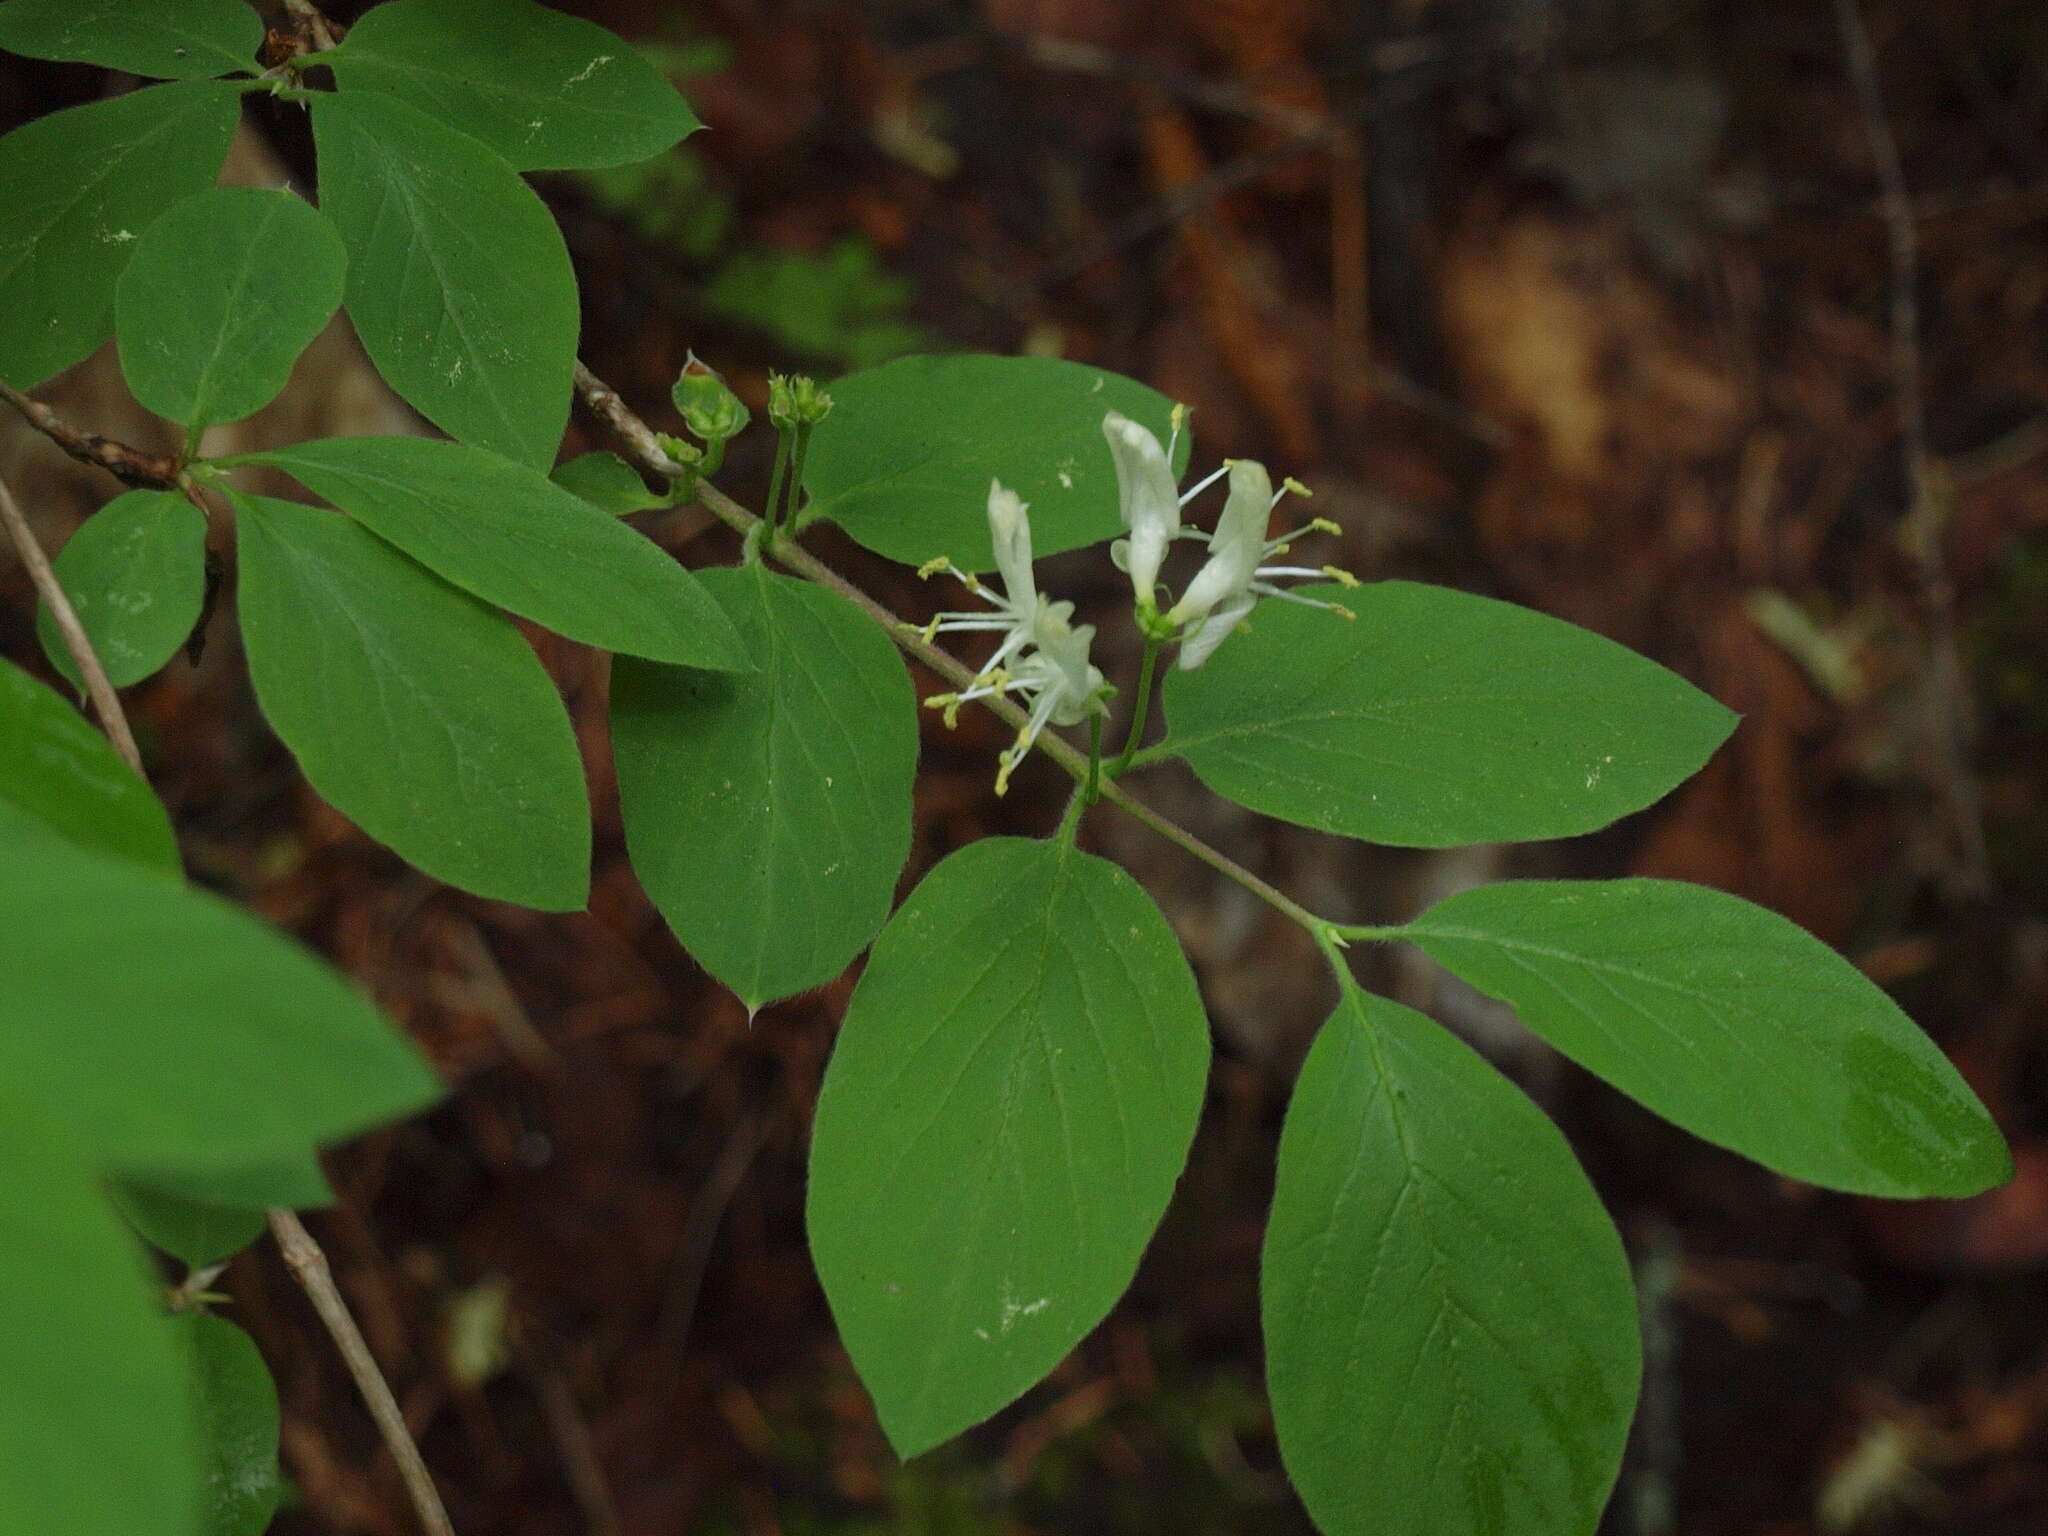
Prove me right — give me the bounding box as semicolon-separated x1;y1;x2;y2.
920;480;1108;795
1102;410;1353;668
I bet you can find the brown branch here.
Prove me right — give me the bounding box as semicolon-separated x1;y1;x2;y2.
1831;0;1992;897
572;366;1331;933
279;0;341;52
268;1210;457;1536
0;471;144;773
4;464;457;1536
2;382;180;489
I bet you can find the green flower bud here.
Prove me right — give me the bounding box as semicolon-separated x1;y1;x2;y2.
671;353;751;442
767;370;833;429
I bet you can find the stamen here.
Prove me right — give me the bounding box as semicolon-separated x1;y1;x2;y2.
1251;583;1351;615
1178;461;1230;506
1320;565;1360;588
1272;520;1335;545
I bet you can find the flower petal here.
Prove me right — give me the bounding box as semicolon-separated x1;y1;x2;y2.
1103;412;1179;600
985;479;1037;609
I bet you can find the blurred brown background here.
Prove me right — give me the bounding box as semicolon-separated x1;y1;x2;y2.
3;0;2046;1530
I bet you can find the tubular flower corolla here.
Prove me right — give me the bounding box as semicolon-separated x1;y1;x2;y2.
1164;458;1354;669
919;480;1109;795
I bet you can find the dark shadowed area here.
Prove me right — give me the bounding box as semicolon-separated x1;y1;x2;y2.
3;0;2045;1531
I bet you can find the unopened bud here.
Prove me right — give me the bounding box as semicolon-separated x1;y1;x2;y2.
671;354;751;442
768;370;833;429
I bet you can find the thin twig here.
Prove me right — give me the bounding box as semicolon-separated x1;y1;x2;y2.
280;0;341;52
527;1366;621;1536
657;1110;769;1354
3;467;457;1536
1025;100;1376;296
573;368;1332;936
1831;0;1992;896
268;1210;457;1536
0;471;143;772
2;382;180;488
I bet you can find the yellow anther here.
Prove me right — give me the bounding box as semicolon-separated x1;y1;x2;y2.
1308;516;1342;535
1271;541;1292;556
994;749;1020;797
1170;401;1189;435
1283;477;1314;498
915;616;942;643
1321;565;1361;588
959;571;984;594
915;556;951;580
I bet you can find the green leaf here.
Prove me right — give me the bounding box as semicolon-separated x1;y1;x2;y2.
148;1154;334;1213
311;90;577;469
327;0;700;171
117;187;346;430
1159;581;1737;848
245;437;742;668
1396;879;2013;1197
1263;987;1639;1536
0;81;242;389
0;825;441;1176
0;657;177;872
36;489;207;691
0;0;260;79
0;1100;202;1536
116;1151;332;1267
114;1184;265;1270
179;1315;285;1536
232;491;592;910
552;450;674;515
807;837;1210;1456
612;567;916;1009
801;355;1189;570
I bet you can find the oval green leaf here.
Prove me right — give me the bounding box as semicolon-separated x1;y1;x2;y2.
146;1153;334;1213
0;1101;202;1536
800;354;1189;570
612;566;916;1009
311;90;577;469
179;1315;285;1536
113;1184;266;1270
117;187;345;430
0;81;242;388
552;450;674;515
36;489;207;691
328;0;700;171
0;0;261;79
1159;581;1738;848
232;491;592;910
1263;987;1639;1536
0;657;177;871
0;826;441;1175
115;1150;332;1267
245;436;742;668
1398;879;2013;1197
808;837;1211;1457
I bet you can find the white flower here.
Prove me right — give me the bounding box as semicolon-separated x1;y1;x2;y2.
919;480;1108;794
915;479;1046;678
1102;406;1231;610
1100;409;1352;667
1163;458;1354;669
